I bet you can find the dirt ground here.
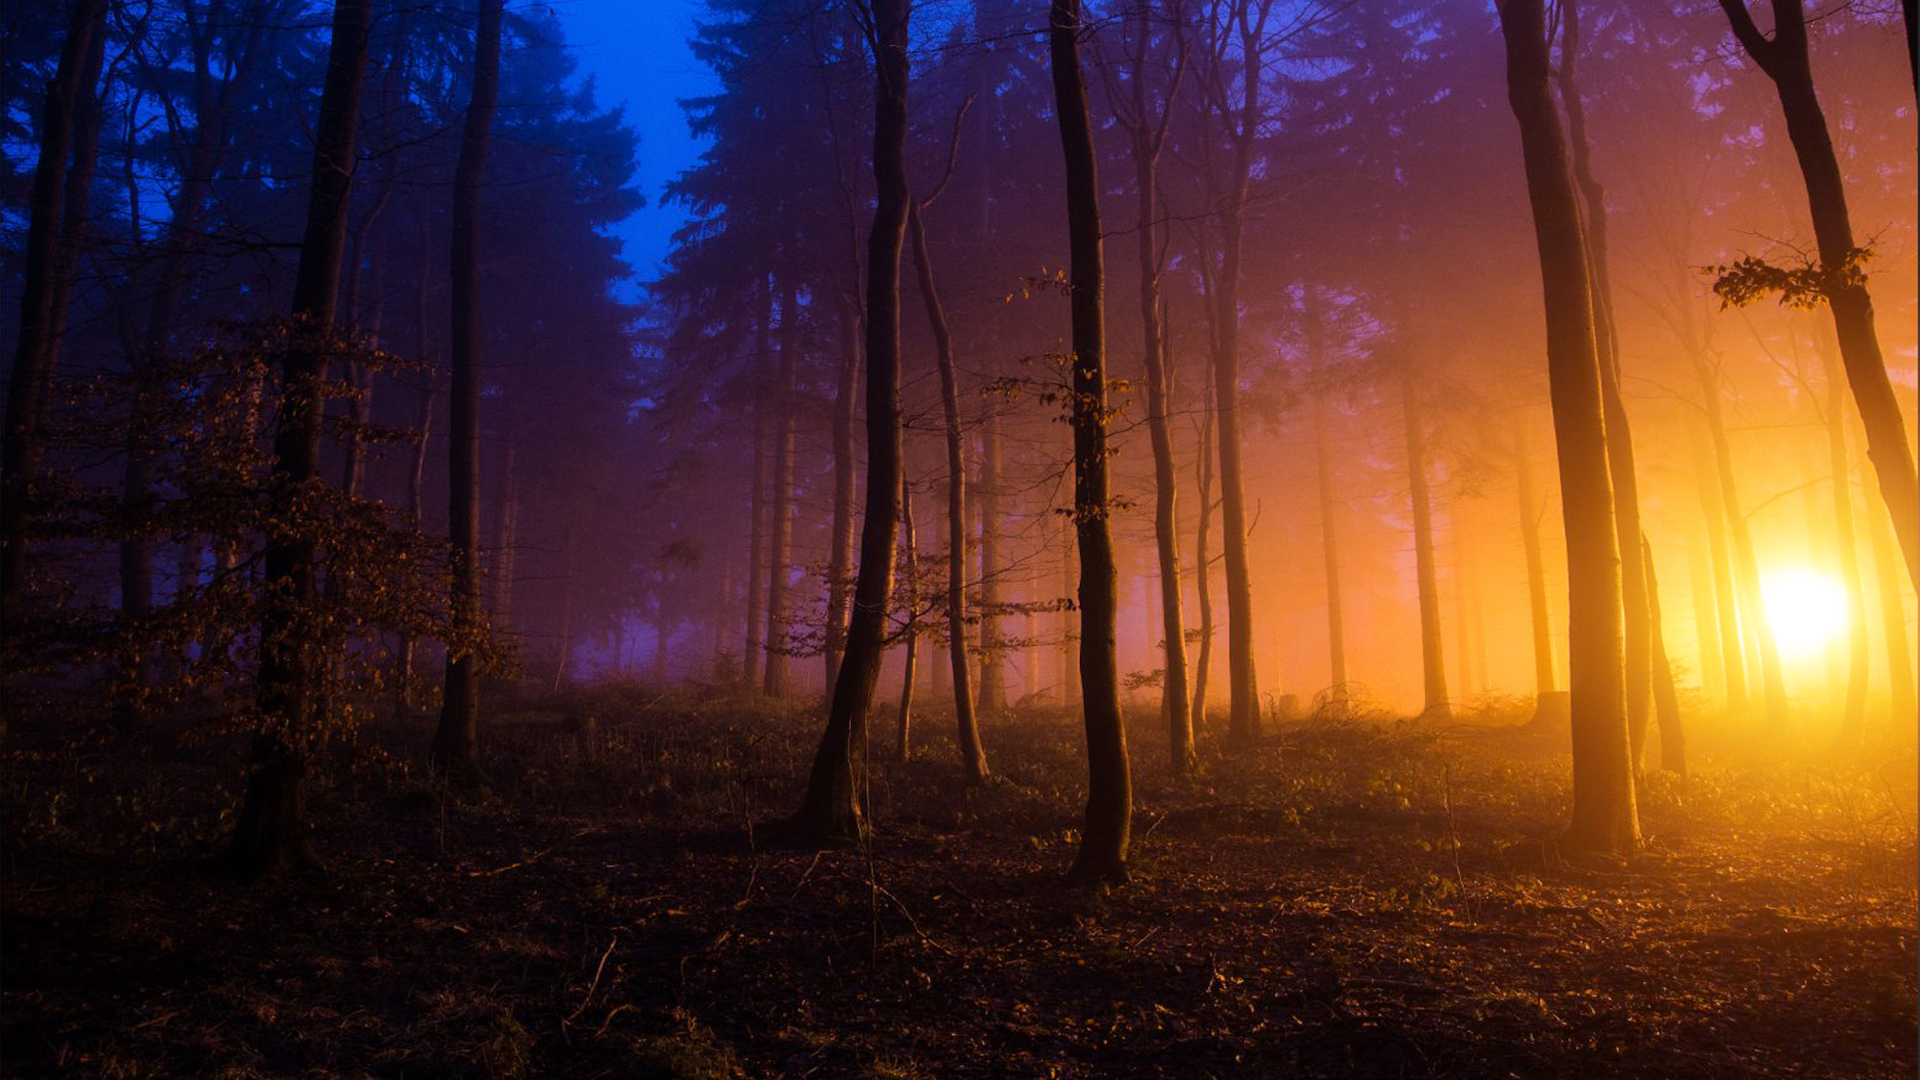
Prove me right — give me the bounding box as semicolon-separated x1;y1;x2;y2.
4;686;1916;1079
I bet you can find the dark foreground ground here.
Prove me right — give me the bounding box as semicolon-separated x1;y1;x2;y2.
4;685;1916;1079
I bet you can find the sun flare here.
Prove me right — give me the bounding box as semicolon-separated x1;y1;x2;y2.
1760;567;1849;660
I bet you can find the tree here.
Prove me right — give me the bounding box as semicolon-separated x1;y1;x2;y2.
1717;0;1919;590
787;0;910;842
1104;0;1194;771
1495;0;1639;854
1190;0;1276;746
1;0;108;642
1051;0;1130;886
433;0;505;783
908;192;991;782
1402;370;1450;719
223;0;374;877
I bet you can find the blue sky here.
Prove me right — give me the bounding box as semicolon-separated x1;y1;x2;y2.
551;0;716;293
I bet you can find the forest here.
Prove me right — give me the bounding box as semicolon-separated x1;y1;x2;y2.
1;0;1916;1075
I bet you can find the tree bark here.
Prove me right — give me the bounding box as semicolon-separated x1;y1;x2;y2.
896;471;916;760
1312;394;1348;716
1402;374;1449;719
1814;341;1870;742
1117;4;1192;767
1555;0;1656;771
976;419;1008;717
787;0;910;842
908;199;989;780
1866;469;1916;730
1644;536;1686;774
1719;0;1919;589
1;0;107;636
1691;354;1789;726
226;0;372;877
1191;408;1215;731
1515;416;1557;698
1052;0;1129;886
743;278;772;690
1497;0;1640;854
433;0;504;783
1688;423;1749;716
763;282;799;698
825;300;860;691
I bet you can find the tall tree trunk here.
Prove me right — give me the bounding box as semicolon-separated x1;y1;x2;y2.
1497;0;1639;854
1866;470;1916;729
1313;394;1348;715
1684;509;1727;705
908;200;990;782
1515;416;1557;699
1403;374;1450;719
896;471;916;760
226;0;372;877
1692;356;1789;726
763;282;799;698
433;0;504;783
1209;0;1266;747
1689;423;1750;716
1052;0;1129;886
397;370;436;714
1191;408;1215;731
1645;536;1686;774
787;0;910;841
825;301;860;691
1119;9;1191;766
1720;0;1919;590
742;279;771;690
1555;0;1656;770
976;419;1008;717
1817;340;1871;743
1;0;107;636
491;400;518;641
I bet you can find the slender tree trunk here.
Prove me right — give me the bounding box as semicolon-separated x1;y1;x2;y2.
1403;375;1449;719
1123;31;1192;764
225;0;372;877
433;0;504;783
1643;536;1686;774
1555;1;1656;771
976;419;1007;717
1693;356;1790;726
1688;423;1749;715
491;401;518;641
825;301;859;691
1866;470;1916;729
1;0;107;635
1683;511;1726;705
743;279;772;690
1210;3;1264;747
908;200;990;782
1313;396;1348;718
1515;417;1557;699
1052;0;1129;885
1191;408;1215;731
1497;0;1640;853
896;471;916;760
1819;342;1871;743
1059;511;1078;703
788;0;910;841
1720;0;1919;589
763;282;799;698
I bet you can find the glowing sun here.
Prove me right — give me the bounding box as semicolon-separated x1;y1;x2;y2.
1761;567;1849;659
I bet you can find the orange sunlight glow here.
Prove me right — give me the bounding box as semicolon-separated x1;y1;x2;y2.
1760;566;1850;661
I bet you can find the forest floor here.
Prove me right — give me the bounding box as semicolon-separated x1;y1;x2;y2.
3;684;1916;1079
